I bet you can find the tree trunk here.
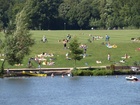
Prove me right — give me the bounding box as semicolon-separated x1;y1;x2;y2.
0;59;5;75
74;60;77;70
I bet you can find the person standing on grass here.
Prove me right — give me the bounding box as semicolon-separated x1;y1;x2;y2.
107;53;111;61
83;44;87;58
105;34;110;41
28;58;32;68
63;39;67;49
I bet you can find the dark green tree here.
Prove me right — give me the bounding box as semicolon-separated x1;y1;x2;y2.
89;0;101;29
58;0;80;29
1;0;140;30
75;0;93;29
69;37;83;68
27;0;62;30
0;0;11;30
0;0;25;31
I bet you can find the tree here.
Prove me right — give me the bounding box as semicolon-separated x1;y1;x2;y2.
0;1;35;74
89;0;100;29
1;0;140;30
0;0;11;30
69;37;83;69
27;0;62;30
75;0;94;29
0;0;25;31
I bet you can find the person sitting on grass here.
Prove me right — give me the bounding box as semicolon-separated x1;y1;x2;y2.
65;52;71;60
42;60;47;65
121;54;130;59
96;60;102;64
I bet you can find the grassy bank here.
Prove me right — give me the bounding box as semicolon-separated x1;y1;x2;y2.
0;30;140;69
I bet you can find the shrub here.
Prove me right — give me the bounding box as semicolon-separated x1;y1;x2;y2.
71;69;138;76
72;69;114;76
92;70;113;76
110;64;115;71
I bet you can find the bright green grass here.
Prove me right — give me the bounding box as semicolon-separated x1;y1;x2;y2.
0;30;140;69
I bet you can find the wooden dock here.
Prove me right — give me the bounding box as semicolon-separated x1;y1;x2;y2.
4;67;73;76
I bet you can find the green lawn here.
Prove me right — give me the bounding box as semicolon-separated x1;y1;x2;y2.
0;30;140;69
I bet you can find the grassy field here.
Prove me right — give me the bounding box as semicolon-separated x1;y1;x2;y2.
0;30;140;69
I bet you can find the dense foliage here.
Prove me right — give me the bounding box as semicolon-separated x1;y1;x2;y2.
4;4;35;65
0;0;140;30
0;0;35;74
72;69;139;76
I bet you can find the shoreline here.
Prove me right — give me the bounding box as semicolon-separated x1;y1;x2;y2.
1;66;140;77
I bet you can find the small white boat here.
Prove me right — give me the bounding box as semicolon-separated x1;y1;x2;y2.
125;76;138;81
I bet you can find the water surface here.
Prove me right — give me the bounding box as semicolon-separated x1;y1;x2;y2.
0;75;140;105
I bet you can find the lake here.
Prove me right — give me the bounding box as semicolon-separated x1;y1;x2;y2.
0;75;140;105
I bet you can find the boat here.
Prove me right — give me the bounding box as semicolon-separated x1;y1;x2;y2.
22;71;47;77
125;75;138;81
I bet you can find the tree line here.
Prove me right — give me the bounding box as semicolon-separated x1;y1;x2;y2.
0;0;140;30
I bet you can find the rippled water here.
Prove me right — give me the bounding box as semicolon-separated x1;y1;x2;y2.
0;75;140;105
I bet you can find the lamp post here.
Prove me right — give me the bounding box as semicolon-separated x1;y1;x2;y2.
64;23;66;30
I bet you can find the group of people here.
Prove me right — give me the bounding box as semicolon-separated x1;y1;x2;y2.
105;42;117;48
96;53;130;64
38;33;133;66
107;53;131;64
95;53;110;64
88;34;103;43
103;35;117;49
27;52;55;68
120;54;131;63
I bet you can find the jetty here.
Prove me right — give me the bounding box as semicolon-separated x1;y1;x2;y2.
4;67;73;76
